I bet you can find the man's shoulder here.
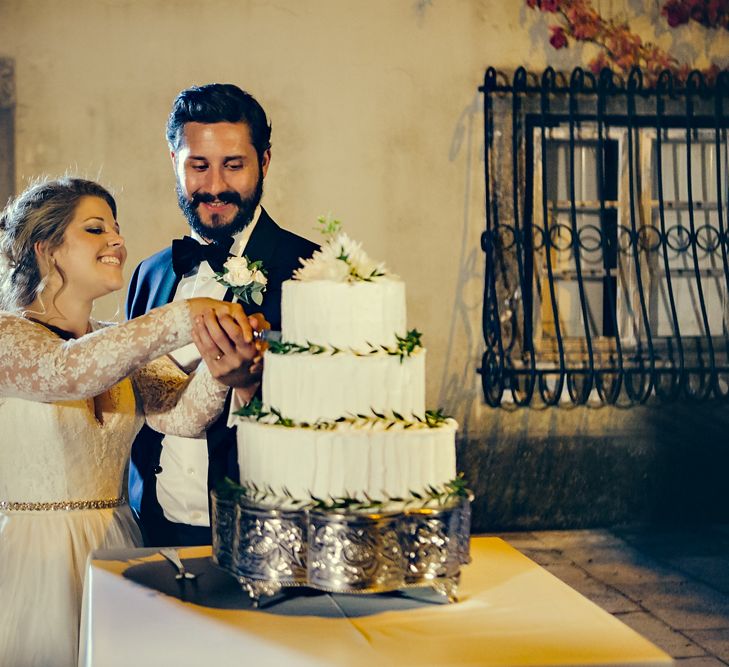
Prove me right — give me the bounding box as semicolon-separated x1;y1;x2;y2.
130;245;174;286
137;244;174;270
274;225;319;256
262;210;319;257
126;245;175;316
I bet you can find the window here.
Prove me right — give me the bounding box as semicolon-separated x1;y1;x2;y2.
480;67;729;405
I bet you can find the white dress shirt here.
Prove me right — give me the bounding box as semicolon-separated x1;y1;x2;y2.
156;206;261;527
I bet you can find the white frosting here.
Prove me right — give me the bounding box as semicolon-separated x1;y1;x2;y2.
233;261;458;505
236;420;457;500
281;279;406;349
263;350;426;422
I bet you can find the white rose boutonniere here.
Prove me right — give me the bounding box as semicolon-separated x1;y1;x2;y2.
252;269;268;287
216;256;268;306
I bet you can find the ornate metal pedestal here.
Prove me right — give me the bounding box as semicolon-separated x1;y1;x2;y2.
211;491;472;605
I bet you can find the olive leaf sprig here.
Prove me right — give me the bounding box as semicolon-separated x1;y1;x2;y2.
217;473;471;512
234;399;451;431
268;329;423;364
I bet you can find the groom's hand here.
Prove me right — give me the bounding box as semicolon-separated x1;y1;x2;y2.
191;309;269;400
188;297;254;342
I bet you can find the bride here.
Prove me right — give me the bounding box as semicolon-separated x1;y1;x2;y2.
0;177;263;667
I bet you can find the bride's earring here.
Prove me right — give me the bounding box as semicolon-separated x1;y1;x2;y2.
25;293;47;317
25;251;55;317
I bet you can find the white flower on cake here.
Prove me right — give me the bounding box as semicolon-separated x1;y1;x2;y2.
295;241;351;282
215;256;267;305
295;224;390;283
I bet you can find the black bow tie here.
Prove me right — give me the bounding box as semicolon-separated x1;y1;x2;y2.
171;236;234;276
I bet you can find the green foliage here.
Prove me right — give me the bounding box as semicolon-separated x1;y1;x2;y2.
220;475;472;512
267;330;423;361
424;408;450;427
214;476;245;501
234;401;452;432
235;397;265;418
315;212;342;237
395;329;422;359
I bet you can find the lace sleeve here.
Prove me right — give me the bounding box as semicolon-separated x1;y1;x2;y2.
0;301;192;402
132;356;228;438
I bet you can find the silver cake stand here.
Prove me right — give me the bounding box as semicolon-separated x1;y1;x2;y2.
210;490;472;606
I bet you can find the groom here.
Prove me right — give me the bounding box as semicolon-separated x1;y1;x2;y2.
126;83;318;547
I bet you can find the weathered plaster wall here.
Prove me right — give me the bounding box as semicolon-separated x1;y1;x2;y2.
2;0;728;529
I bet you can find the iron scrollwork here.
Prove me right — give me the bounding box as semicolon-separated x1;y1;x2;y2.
211;491;472;606
480;66;729;406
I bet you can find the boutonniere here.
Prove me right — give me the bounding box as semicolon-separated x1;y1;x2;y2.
215;256;268;306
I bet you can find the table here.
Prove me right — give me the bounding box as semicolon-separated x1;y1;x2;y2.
79;537;672;667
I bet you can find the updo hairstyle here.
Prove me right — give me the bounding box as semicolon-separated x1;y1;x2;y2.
0;177;117;311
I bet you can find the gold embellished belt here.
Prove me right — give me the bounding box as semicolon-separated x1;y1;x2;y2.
0;497;126;511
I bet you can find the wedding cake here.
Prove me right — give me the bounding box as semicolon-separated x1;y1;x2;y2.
214;221;469;601
233;227;459;505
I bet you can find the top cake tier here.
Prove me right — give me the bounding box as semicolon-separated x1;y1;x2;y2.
280;279;407;349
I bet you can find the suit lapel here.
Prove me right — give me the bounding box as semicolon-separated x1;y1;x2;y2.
243;208;279;266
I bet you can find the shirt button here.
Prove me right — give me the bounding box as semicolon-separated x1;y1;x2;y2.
190;511;201;520
153;466;163;475
187;467;195;475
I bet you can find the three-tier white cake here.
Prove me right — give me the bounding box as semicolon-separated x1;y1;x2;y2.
234;231;458;504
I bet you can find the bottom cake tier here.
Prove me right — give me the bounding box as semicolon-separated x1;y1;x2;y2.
235;419;458;500
211;490;472;603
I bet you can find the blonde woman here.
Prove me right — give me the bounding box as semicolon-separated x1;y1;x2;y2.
0;177;262;667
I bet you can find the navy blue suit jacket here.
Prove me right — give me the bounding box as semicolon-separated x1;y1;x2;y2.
126;209;318;545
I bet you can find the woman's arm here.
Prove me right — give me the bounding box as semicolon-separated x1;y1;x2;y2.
0;298;255;403
132;356;228;438
0;301;192;402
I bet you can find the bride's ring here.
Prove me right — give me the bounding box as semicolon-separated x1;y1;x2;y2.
215;353;223;361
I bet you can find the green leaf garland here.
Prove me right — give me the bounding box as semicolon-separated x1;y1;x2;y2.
268;329;423;363
234;401;452;431
216;473;471;512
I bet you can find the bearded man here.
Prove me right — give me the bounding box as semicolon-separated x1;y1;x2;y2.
126;84;317;547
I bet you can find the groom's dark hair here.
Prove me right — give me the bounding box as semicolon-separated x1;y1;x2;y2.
166;83;272;164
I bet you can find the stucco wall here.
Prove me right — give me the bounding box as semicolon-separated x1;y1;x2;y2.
0;0;538;410
2;0;729;528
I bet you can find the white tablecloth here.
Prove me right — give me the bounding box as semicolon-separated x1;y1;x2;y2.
79;537;671;667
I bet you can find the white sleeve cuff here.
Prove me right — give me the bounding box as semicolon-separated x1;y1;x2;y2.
227;389;248;428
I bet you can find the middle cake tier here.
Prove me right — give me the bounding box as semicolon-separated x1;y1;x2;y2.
262;349;426;422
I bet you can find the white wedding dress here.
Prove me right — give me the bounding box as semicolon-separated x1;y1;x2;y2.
0;301;229;667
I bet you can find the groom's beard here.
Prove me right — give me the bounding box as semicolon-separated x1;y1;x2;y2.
176;174;264;244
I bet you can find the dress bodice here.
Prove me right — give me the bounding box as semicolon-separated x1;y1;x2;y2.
0;378;141;503
0;300;230;505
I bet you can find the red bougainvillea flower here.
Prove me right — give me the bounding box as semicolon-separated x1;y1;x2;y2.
571;16;599;39
662;0;691;26
588;51;611;75
549;24;569;48
661;0;729;30
526;0;725;85
541;0;561;11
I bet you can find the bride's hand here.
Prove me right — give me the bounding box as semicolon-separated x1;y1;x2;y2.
187;297;254;343
191;307;270;399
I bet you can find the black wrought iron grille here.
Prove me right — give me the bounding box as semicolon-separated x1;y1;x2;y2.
479;67;729;407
